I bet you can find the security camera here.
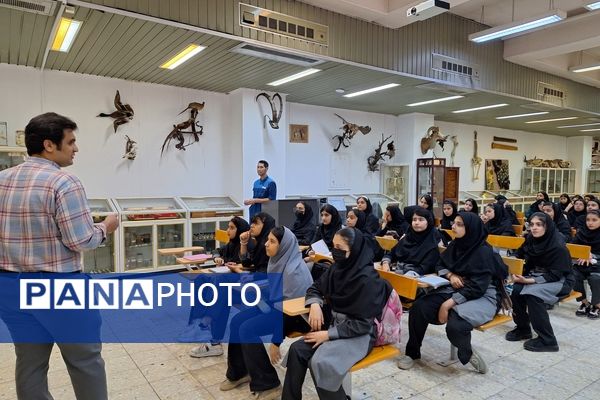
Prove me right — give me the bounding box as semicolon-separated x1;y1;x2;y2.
406;0;450;19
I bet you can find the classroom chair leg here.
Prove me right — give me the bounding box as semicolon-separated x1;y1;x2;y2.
437;344;459;367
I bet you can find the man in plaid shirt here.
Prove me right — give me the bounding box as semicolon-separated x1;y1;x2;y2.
0;113;119;400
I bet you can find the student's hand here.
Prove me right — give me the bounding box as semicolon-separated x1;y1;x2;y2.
380;261;390;272
269;344;281;364
308;250;315;256
308;303;324;331
228;264;244;273
239;232;250;245
102;215;119;234
577;258;592;266
447;272;464;289
243;199;254;206
512;274;535;284
437;298;456;324
304;331;329;348
214;257;224;266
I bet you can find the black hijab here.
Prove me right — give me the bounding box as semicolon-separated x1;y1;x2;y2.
349;209;367;233
575;199;600;230
246;212;276;272
518;213;571;275
356;196;373;215
463;198;479;214
485;203;514;236
545;202;572;239
528;191;549;214
292;201;316;245
420;194;433;210
379;204;408;235
219;216;250;263
395;208;438;262
403;205;420;225
440;200;458;230
558;194;571;212
357;196;380;234
439;212;492;274
315;204;342;249
574;210;600;254
568;199;587;227
316;228;391;319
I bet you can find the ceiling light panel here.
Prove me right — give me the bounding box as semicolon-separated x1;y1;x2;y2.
406;95;464;107
343;83;400;98
525;117;578;124
585;2;600;11
452;104;508;113
469;10;566;43
267;68;320;86
557;123;600;129
160;44;206;70
496;112;549;120
51;18;81;52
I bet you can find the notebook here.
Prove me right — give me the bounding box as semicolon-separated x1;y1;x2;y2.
311;240;331;257
417;275;451;289
183;254;212;262
208;266;232;273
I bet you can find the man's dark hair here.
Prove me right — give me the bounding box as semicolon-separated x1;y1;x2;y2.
258;160;269;168
25;113;77;156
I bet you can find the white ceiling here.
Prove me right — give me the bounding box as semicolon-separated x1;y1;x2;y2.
298;0;600;88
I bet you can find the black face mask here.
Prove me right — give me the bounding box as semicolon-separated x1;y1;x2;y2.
331;248;348;264
295;210;304;218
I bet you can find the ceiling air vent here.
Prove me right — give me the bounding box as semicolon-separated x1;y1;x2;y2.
537;82;566;106
239;3;328;46
231;43;323;67
0;0;57;15
432;54;480;79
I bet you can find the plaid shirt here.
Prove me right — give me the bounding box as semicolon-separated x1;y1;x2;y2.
0;157;106;272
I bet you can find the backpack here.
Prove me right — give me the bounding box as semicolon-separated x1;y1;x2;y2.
374;289;403;346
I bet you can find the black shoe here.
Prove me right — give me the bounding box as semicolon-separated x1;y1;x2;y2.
576;303;591;316
545;303;554;310
505;328;533;342
524;338;559;352
588;306;600;319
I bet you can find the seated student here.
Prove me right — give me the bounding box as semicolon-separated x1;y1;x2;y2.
484;203;516;236
397;212;501;374
377;204;408;238
440;200;458;230
462;198;479;215
495;195;519;225
380;207;440;275
558;193;572;214
568;197;587;228
282;228;391;400
506;213;573;352
419;194;434;211
575;199;600;231
291;201;316;246
238;212;276;273
356;196;380;235
572;210;600;319
312;204;343;251
222;226;313;399
185;216;250;358
541;202;572;241
585;194;596;203
403;205;420;224
525;191;549;218
346;208;376;253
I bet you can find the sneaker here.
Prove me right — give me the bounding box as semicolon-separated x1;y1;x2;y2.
219;375;250;391
189;343;223;358
251;386;282;399
469;349;487;374
524;338;559;352
397;355;415;370
505;328;533;342
576;303;591;317
588;306;600;319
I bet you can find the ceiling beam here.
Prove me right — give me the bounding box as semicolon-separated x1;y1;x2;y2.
40;0;67;71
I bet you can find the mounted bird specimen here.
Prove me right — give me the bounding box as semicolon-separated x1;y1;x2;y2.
160;102;205;156
97;90;134;133
332;113;371;152
255;92;283;129
123;135;137;160
367;134;395;172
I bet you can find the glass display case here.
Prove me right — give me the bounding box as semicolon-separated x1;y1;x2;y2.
458;190;532;213
380;164;409;209
521;167;576;195
179;196;243;254
83;198;119;273
0;147;27;172
112;197;187;272
416;158;446;217
587;169;600;194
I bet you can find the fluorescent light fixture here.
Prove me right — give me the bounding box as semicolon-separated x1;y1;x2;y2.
581;128;600;132
469;10;566;43
343;83;400;98
496;111;548;120
51;18;81;52
268;69;320;86
452;103;508;113
570;64;600;73
160;44;206;70
525;117;578;124
585;2;600;10
557;122;600;128
406;95;464;107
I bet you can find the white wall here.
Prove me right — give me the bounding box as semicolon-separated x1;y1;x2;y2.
0;63;231;199
434;121;569;192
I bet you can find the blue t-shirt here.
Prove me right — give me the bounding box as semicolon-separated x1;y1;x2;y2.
249;176;277;217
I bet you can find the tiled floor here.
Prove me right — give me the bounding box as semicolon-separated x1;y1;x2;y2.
1;300;599;399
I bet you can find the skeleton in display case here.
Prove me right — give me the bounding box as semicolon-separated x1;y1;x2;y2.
385;167;406;205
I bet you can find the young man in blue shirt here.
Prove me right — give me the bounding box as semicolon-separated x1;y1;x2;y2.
244;160;277;218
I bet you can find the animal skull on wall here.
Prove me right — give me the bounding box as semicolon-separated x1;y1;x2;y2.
256;92;283;129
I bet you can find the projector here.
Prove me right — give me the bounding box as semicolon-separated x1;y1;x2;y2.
407;0;450;20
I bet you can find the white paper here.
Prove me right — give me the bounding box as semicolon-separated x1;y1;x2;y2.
209;266;232;273
311;240;331;256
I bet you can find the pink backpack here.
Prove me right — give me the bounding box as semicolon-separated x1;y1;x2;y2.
374;289;403;346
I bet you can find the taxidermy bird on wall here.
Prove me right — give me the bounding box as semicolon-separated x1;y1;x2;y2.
332;113;372;152
255;92;283;129
97;90;134;133
160;102;205;156
367;134;395;172
123;135;137;160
